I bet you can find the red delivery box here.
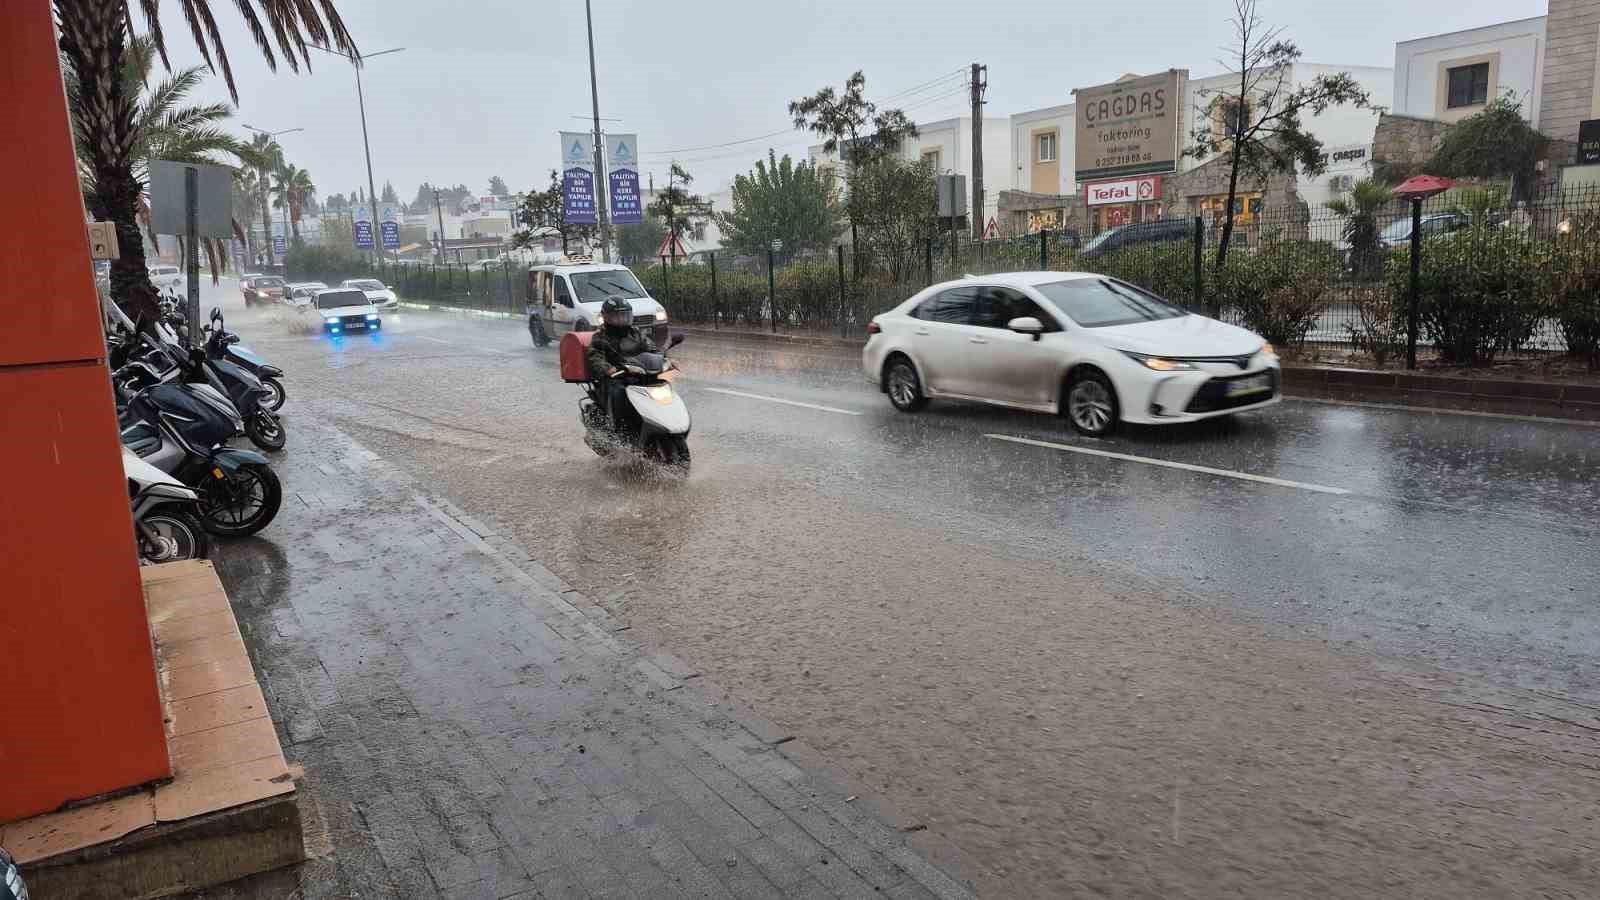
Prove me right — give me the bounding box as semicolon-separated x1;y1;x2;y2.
560;330;594;382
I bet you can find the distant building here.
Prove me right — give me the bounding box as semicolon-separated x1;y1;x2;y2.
809;115;1012;231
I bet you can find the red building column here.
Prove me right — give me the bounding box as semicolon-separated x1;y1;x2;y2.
0;0;171;823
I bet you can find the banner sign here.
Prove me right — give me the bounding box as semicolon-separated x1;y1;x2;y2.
1084;175;1162;206
1580;119;1600;165
354;218;374;249
380;205;401;249
1074;70;1184;182
605;134;643;224
560;131;598;224
273;234;287;254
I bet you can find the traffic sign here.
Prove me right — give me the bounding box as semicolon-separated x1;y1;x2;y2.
983;216;999;240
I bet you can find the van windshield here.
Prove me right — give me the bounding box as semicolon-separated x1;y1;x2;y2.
570;269;647;302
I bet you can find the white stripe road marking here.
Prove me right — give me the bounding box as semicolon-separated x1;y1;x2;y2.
984;434;1351;495
702;387;863;416
415;335;455;345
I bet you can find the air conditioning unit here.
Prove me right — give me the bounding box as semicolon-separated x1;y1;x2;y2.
1329;175;1354;193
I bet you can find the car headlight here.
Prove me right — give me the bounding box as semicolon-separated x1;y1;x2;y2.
1260;342;1276;357
1122;351;1195;371
366;314;379;321
655;310;668;323
325;317;339;325
647;384;674;404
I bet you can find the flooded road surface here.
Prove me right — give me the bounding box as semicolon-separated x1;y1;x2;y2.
218;282;1600;897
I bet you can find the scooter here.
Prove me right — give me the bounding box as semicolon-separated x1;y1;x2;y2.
115;345;282;537
564;331;692;471
125;318;285;453
204;308;286;411
123;447;210;564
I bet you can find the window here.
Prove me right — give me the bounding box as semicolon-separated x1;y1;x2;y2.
1446;63;1489;108
1036;132;1057;163
553;277;574;307
1220;98;1251;139
316;290;369;310
569;269;647;301
922;149;943;171
972;287;1058;331
1034;278;1187;328
911;287;976;324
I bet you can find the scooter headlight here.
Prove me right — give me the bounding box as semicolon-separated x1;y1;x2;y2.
647;384;675;404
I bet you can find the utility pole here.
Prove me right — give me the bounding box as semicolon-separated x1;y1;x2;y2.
584;0;611;262
308;44;405;267
433;188;447;263
970;63;987;240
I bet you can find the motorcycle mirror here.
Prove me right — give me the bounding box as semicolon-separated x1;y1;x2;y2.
210;307;222;322
667;332;685;349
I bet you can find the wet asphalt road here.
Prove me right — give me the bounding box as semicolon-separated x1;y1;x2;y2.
208;279;1600;897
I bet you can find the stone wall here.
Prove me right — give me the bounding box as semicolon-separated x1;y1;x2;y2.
1161;155;1309;241
1372;113;1453;171
996;190;1085;236
1539;0;1600;146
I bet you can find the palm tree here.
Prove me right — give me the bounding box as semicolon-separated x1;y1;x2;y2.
56;0;355;323
240;133;284;265
272;164;316;245
1327;178;1398;280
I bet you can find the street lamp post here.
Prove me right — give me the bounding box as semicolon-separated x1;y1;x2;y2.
240;125;302;268
584;0;611;262
310;44;404;271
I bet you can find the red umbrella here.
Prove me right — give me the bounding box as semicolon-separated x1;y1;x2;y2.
1392;175;1455;200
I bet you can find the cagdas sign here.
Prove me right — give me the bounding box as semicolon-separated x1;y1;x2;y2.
1084;175;1162;206
1075;70;1184;182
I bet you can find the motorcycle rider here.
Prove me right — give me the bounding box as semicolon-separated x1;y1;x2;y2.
586;296;656;437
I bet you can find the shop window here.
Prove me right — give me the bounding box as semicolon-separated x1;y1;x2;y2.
1036;132;1057;163
1446;63;1489;109
1221;98;1251;138
922;149;943;171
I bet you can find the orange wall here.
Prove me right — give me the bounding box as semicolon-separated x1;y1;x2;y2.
0;0;171;823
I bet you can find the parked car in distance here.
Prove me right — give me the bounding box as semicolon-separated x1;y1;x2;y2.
340;278;399;310
148;264;183;295
286;281;329;309
1077;219;1193;260
863;271;1280;437
243;275;286;308
1376;212;1469;250
316;288;381;334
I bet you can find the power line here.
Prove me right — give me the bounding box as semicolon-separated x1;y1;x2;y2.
879;69;967;104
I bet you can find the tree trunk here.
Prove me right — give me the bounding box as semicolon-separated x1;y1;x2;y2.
57;0;159;327
1213;143;1243;272
259;176;274;266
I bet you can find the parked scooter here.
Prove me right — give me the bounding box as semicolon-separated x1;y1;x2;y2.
560;331;692;471
204;307;286;411
115;338;282;537
123;447;210;564
125;318;285;452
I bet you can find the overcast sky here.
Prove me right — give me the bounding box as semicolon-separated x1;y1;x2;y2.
156;0;1537;204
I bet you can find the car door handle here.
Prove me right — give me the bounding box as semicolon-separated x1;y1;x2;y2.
914;329;930;336
968;337;988;344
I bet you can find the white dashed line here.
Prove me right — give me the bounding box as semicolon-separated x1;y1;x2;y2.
702;387;863;416
984;433;1351;495
415;335;455;345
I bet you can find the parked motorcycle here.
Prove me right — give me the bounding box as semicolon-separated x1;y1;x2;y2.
204;308;286;411
125;318;285;452
115;339;282;537
123;447;210;564
561;331;692;471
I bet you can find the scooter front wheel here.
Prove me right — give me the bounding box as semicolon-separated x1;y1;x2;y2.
245;409;287;452
654;435;691;474
137;507;211;564
260;376;286;411
199;462;282;536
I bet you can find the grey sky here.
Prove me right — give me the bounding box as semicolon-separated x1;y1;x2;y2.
158;0;1535;204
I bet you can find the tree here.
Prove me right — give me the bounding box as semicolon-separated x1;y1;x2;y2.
789;71;918;271
325;192;348;213
239;133;283;264
57;0;354;324
848;157;938;281
1325;178;1397;279
1425;95;1549;201
616;220;668;265
380;180;398;204
719;150;841;262
512;169;596;253
1183;0;1372;269
648;163;713;254
272;164;316;244
488;175;510;197
407;182;435;214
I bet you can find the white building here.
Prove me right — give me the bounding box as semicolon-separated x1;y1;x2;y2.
1392;16;1547;124
809;116;1011;227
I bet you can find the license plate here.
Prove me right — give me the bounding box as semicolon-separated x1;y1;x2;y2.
1226;374;1272;397
345;321;367;329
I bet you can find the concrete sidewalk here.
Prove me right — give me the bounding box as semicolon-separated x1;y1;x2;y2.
202;418;979;899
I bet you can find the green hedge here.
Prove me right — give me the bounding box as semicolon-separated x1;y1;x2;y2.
1386;227;1542;366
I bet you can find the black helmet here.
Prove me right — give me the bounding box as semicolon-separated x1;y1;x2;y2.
600;296;633;329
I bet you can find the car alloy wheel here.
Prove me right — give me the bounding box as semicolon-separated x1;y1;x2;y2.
1068;377;1115;436
886;360;926;412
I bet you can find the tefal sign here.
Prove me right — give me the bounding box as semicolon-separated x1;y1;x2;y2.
1084;175;1161;206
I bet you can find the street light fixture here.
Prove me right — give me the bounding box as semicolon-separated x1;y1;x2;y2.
240;125;303;267
309;44;405;268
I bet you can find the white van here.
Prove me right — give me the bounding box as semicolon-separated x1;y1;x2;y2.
525;261;669;348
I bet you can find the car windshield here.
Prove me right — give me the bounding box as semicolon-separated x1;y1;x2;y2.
255;277;285;288
1034;278;1188;327
570;269;647;302
316;290;369;310
347;279;384;290
1379;219;1413;241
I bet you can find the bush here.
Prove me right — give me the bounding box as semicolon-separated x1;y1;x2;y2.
1343;284;1406;367
637;262;766;327
283;244;375;284
774;261;838;328
1386;226;1541;365
1541;234;1600;369
1215;242;1338;346
1093;242;1200;309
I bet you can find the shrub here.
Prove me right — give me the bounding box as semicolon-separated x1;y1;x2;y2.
284;244;375;284
1385;226;1541;365
1214;242;1338;346
1540;235;1600;369
1093;242;1200;309
774;261;838;328
1343;284;1406;367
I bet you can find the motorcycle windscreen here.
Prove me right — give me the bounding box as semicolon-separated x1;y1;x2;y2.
626;384;691;436
148;383;236;447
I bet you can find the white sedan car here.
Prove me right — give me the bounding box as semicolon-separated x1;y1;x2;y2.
863;272;1280;437
341;278;399;310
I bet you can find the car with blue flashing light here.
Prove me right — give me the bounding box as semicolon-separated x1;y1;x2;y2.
314;288;381;335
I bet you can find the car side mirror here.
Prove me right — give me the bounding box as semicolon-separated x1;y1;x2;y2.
1008;316;1044;341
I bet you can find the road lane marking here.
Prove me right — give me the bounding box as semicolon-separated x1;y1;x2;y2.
984;434;1351;495
416;335;455;345
702;387;863;416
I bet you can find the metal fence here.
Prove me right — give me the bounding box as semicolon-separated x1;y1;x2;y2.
305;184;1600;370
